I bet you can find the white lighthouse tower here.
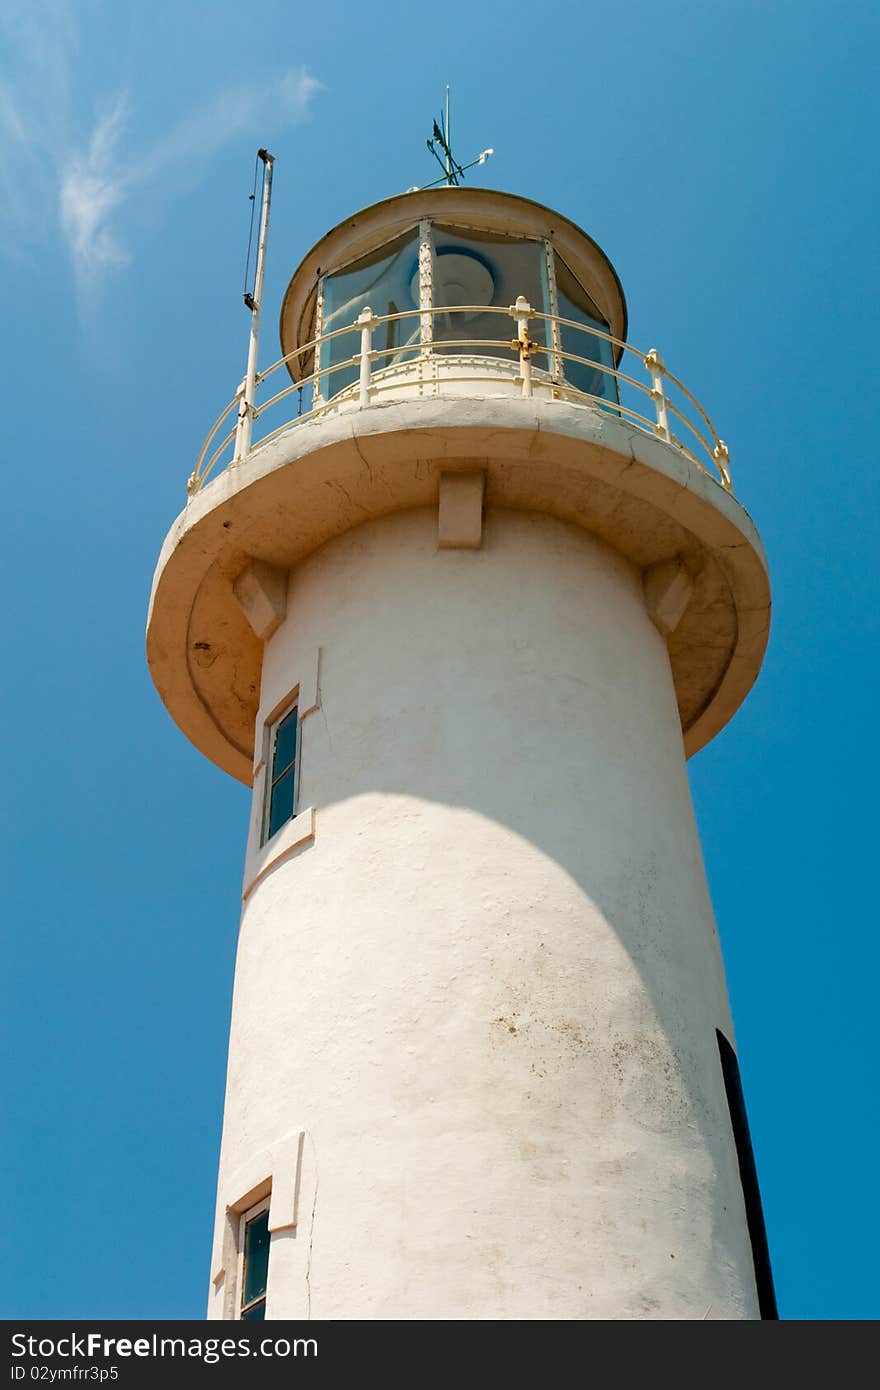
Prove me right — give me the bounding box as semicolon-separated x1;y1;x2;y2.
147;168;775;1320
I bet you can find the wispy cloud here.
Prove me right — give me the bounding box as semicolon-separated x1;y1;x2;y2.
59;96;130;276
0;0;75;256
0;3;321;297
279;68;323;123
136;67;322;184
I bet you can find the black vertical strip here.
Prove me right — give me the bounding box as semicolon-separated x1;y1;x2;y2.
716;1029;779;1319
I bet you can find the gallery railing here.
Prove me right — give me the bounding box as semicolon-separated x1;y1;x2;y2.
187;298;732;497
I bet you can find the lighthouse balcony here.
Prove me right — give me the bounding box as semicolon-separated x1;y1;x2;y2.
188;301;731;498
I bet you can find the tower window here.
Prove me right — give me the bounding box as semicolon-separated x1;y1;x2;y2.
716;1029;778;1319
263;704;299;844
239;1198;271;1320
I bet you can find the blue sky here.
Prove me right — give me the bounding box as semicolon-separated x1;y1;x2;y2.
1;0;877;1320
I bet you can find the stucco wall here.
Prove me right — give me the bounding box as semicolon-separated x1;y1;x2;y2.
208;505;759;1320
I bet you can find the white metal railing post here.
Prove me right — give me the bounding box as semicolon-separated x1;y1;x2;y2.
713;439;732;491
644;348;671;443
510;295;534;398
357;307;377;409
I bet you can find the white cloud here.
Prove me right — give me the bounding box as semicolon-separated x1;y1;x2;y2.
136;67;324;185
0;0;75;258
279;68;323;122
0;4;322;295
59;97;130;279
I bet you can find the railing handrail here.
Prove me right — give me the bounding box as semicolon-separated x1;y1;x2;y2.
187;301;733;497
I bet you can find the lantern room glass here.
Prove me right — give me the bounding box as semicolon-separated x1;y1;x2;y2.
318;229;420;397
316;224;618;406
553;253;618;404
429;225;549;362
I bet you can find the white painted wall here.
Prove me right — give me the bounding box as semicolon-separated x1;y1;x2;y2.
208;505;759;1321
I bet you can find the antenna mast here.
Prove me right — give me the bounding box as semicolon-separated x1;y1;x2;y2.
444;85;452;184
234;148;275;463
419;89;493;192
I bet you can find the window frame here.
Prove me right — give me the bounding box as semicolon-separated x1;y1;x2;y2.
237;1194;271;1321
261;701;300;847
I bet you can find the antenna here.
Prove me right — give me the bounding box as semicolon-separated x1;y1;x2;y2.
413;86;494;192
234;148;275;463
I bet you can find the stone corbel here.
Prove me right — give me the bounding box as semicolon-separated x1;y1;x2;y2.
643;557;694;636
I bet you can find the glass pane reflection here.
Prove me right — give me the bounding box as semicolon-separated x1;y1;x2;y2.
431;226;549;364
554;253;618;405
268;769;295;840
273;708;298;778
242;1208;270;1316
320;229;420;398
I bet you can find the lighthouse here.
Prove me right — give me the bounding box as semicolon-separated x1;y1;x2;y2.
147;171;774;1319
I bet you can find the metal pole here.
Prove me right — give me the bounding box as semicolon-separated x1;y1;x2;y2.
234;149;275;463
445;86;451;185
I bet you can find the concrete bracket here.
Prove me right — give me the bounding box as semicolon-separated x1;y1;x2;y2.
233;559;290;641
438;471;485;550
643;557;694;636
